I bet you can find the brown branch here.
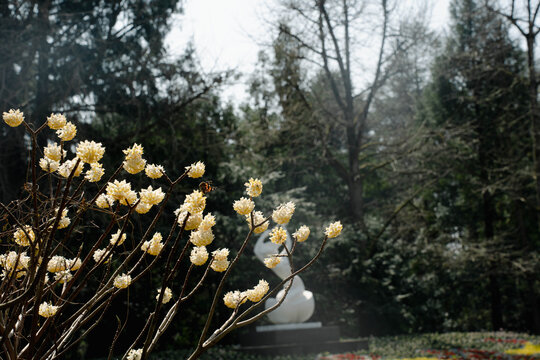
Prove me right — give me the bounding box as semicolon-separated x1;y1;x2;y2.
317;3;348;115
357;0;388;142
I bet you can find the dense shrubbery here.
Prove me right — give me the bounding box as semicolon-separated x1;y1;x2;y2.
367;332;540;359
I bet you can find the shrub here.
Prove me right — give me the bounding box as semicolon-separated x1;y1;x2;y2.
0;110;341;359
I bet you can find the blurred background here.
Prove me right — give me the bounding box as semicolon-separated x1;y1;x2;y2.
0;0;538;358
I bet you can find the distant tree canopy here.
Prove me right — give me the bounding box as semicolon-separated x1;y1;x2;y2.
417;0;538;332
0;2;237;356
238;0;540;336
0;0;224;202
0;0;539;354
0;0;179;116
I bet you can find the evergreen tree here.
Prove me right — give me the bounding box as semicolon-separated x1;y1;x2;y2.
0;0;222;202
417;0;535;331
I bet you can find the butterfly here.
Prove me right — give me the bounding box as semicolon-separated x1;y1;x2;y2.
199;181;215;194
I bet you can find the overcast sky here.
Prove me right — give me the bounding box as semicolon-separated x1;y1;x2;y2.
165;0;451;104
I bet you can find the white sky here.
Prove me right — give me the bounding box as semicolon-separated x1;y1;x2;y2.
165;0;451;105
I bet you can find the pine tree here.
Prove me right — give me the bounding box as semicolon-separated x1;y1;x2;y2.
419;0;531;330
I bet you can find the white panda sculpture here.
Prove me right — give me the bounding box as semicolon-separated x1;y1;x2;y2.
253;226;315;324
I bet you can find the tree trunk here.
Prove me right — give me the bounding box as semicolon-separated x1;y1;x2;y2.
483;190;503;329
488;273;503;330
348;175;364;226
525;34;540;235
476;88;503;329
527;276;540;333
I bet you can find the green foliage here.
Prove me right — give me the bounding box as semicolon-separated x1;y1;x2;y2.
367;332;540;359
232;0;540;338
0;0;183;202
91;332;540;359
2;0;540;355
410;0;538;333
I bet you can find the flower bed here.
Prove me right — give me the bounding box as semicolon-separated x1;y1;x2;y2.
318;332;540;360
116;332;539;359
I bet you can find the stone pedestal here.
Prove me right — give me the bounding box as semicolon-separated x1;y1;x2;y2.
239;323;367;356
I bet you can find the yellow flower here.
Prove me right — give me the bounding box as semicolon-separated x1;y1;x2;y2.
245;178;263;197
113;273;131;289
211;248;230;272
38;302;59;317
272;202;295;224
0;251;30;271
85;162;104;182
223;290;247;309
39;158;60;173
68;258;82;271
187;161;205;178
134;201;152;214
141;232;164;256
93;248;110;263
245;211;268;234
123;157;146;174
57;121;77;141
325;221;343;238
122;144;146;174
213;248;229;261
95;194;114;208
76;140;105;164
505;342;540;355
47;113;67;130
246;279;269;302
176;210;202;230
264;256;281;269
106;180;137;205
54;270;72;284
123;191;138;206
123;143;144;160
1;269;26;279
3;109;24;127
198;213;216;232
145;164;164;179
127;349;142;360
139;186;165;206
293;225;310;242
44;143;65;162
13;225;35;246
233;197;254;215
189;229;214;247
56;208;70;229
58;216;70;230
57;158;84;178
184;190;206;214
269;226;287;245
47;256;68;273
156;287;173;304
190;246;209;266
110;229;126;246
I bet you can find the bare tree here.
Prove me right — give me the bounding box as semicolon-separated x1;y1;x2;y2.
269;0;394;228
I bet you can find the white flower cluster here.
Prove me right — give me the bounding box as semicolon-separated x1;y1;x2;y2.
38;302;59;318
123;143;146;174
113;273;131;289
141;233;164;256
223;279;269;309
156;287;173;304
